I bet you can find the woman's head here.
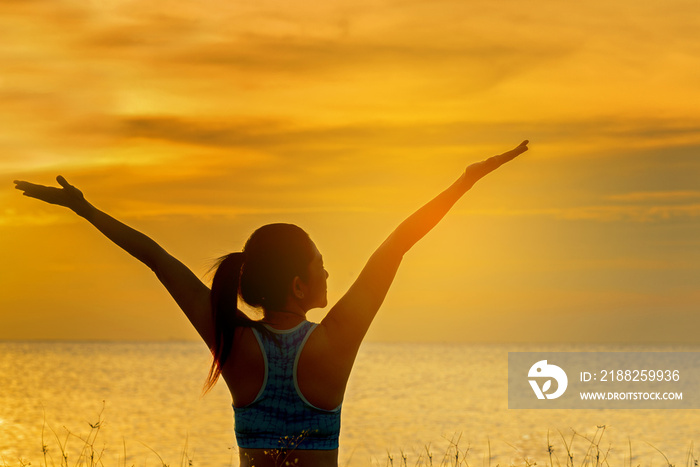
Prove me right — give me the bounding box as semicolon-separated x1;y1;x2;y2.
240;223;325;311
205;223;325;393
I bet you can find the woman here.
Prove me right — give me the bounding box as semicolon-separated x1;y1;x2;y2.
14;140;528;466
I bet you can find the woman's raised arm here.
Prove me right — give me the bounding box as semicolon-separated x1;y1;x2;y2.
13;176;215;346
322;141;529;356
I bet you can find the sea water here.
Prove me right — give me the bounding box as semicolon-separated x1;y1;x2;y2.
1;341;699;466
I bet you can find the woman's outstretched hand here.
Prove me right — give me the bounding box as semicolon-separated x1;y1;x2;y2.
14;176;91;216
464;140;528;187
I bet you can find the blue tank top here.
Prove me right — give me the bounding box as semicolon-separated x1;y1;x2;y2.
233;321;342;450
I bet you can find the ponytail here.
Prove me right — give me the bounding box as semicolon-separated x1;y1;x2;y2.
203;252;249;394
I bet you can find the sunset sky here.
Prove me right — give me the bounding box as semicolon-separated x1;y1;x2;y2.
1;0;698;343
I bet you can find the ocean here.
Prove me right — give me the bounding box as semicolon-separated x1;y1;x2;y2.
1;341;698;466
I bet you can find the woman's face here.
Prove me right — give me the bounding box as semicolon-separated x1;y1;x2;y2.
304;244;329;309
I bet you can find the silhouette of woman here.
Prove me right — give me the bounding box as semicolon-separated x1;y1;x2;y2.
14;140;528;467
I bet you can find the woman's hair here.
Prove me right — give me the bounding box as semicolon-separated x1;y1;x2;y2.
203;223;316;393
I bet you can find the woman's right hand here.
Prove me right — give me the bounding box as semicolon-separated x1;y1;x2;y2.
14;175;91;216
463;140;529;188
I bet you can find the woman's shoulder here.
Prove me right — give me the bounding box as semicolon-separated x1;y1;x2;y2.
297;322;353;407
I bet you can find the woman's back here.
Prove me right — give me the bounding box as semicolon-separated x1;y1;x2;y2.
224;321;344;466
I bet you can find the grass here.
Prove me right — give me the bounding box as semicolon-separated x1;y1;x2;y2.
382;426;699;467
2;403;196;467
3;410;698;467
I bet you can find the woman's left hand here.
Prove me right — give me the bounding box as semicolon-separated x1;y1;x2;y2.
14;175;91;216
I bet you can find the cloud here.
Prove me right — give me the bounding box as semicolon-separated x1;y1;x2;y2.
607;191;700;203
0;208;68;227
16;0;573;101
114;114;700;148
119;116;293;149
552;204;700;222
4;0;699;232
459;203;700;223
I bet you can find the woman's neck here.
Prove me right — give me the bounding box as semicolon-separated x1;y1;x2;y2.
261;308;307;329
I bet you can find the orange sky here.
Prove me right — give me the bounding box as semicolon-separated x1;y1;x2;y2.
1;0;698;343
